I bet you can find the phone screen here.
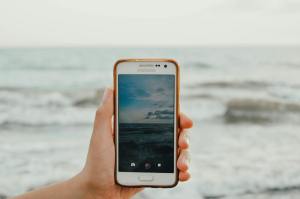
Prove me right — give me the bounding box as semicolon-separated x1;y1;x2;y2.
118;74;175;173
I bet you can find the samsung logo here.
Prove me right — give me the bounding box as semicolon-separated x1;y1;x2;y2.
139;64;154;68
137;68;156;72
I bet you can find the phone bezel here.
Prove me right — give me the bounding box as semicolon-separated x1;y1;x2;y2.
113;59;180;188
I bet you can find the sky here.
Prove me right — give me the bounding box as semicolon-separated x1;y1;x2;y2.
0;0;300;47
118;75;174;124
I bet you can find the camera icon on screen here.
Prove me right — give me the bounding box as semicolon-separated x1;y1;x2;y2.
130;162;136;167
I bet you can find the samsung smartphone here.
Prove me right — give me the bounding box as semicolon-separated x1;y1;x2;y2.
114;59;179;187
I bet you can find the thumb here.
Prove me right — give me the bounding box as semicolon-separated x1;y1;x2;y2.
93;88;114;134
86;88;114;166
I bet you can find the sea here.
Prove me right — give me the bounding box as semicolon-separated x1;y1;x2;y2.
0;46;300;198
119;123;174;173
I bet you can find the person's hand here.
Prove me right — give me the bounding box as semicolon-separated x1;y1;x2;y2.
76;88;193;199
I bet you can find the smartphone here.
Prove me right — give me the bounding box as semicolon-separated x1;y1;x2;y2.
114;59;179;187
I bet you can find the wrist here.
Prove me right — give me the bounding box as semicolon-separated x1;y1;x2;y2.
67;173;99;199
70;171;120;199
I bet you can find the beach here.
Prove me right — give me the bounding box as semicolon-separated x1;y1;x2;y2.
0;47;300;198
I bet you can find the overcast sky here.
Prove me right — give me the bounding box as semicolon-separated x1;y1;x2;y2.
0;0;300;47
119;75;174;123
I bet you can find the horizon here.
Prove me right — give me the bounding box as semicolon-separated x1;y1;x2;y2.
1;44;300;49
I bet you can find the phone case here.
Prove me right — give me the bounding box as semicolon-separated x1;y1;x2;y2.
113;58;180;188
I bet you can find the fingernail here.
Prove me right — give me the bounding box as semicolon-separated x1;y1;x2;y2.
186;138;190;147
185;153;191;165
101;88;110;104
184;133;190;146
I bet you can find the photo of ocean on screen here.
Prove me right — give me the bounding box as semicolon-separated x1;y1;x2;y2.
1;47;300;199
118;74;175;173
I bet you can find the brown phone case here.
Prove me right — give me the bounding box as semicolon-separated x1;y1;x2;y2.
113;58;180;188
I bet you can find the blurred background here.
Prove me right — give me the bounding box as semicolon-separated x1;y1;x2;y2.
1;0;300;198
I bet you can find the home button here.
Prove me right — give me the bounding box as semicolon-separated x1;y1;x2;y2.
138;175;154;182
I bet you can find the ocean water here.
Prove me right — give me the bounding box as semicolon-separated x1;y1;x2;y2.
0;47;300;198
119;123;174;173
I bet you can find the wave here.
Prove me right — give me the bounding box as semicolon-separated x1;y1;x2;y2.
273;61;300;68
189;61;213;69
265;185;300;193
0;86;34;92
0;65;88;71
203;185;300;199
0;120;91;128
0;87;105;107
0;90;71;108
188;80;271;90
183;93;218;100
0;89;105;128
224;98;300;123
72;89;104;107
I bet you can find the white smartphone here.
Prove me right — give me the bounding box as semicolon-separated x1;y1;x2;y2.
114;59;180;187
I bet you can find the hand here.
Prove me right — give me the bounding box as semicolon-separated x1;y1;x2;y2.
76;88;193;199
